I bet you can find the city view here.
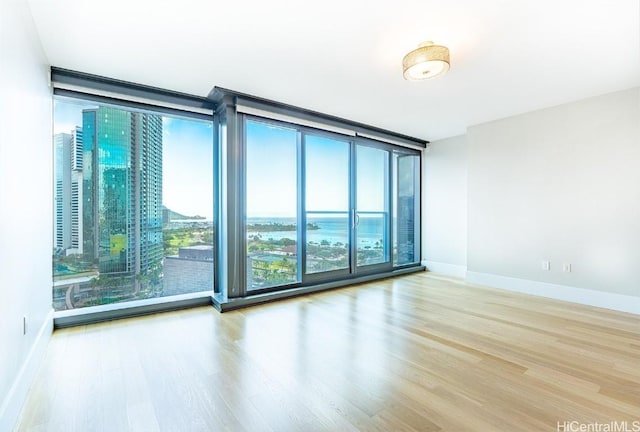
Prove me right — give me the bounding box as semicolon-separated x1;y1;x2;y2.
246;214;387;288
53;101;419;308
53;99;214;310
244;119;419;290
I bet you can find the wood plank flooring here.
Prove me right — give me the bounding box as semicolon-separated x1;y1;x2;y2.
16;272;640;431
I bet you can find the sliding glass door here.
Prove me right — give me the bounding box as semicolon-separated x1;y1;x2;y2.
355;143;391;271
244;116;420;293
304;135;350;276
245;120;300;291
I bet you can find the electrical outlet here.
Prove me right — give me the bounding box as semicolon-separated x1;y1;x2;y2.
23;316;27;335
563;263;571;273
542;260;550;271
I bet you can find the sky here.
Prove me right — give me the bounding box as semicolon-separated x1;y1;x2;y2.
162;118;213;219
245;119;387;218
245;121;298;217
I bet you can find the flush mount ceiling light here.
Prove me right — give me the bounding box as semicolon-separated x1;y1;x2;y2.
402;41;450;81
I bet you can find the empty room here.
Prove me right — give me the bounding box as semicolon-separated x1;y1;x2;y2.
1;0;639;431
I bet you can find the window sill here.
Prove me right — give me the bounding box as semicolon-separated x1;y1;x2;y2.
213;265;425;312
53;291;214;328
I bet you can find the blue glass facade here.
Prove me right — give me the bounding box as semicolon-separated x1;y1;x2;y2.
82;107;163;278
82;109;96;264
134;113;163;276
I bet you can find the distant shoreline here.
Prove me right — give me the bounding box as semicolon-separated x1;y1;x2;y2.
248;222;320;232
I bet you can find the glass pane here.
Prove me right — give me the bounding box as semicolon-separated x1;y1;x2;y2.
161;117;214;295
305;135;349;274
356;145;389;267
393;152;420;266
52;98;214;311
246;120;299;290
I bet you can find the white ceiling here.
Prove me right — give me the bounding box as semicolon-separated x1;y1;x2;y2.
28;0;639;141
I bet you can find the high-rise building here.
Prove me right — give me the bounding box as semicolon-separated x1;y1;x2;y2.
71;126;83;170
82;107;163;276
54;133;72;251
396;195;415;263
70;126;83;253
54;128;84;255
133;113;163;275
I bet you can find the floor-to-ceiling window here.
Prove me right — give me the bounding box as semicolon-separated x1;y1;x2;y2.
245;119;300;291
238;114;422;295
393;150;421;267
51;73;424;316
52;97;214;311
355;143;390;269
304;134;350;276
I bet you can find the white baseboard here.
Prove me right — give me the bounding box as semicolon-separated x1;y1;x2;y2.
0;308;54;432
422;260;467;278
466;271;640;315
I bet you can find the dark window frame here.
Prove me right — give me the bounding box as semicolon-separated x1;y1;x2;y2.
51;71;217;328
50;68;426;320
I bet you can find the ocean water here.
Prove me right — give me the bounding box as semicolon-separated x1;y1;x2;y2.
247;216;386;247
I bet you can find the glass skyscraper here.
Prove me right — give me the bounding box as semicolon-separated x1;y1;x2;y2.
82;107;163;278
54;132;72;251
54;127;83;254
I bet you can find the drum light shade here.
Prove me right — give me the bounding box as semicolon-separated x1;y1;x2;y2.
402;41;450;81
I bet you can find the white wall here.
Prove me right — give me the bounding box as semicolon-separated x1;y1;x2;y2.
466;88;640;300
0;1;54;430
422;135;468;277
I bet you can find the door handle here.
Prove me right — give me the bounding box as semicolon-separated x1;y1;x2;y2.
352;209;360;229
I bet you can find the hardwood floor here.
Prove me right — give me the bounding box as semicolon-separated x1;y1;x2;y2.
17;272;640;432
